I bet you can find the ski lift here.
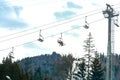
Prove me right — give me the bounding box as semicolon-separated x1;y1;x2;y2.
38;30;44;42
57;33;64;46
83;16;89;29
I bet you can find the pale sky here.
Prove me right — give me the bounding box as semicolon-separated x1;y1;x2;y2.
0;0;120;62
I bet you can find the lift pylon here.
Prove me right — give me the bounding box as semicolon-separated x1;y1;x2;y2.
103;4;119;80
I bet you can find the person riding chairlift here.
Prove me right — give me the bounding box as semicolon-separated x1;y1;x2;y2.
57;38;64;46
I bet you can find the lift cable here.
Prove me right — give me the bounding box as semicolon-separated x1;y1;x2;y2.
0;18;105;52
1;4;120;40
0;17;104;43
0;11;103;43
0;10;102;39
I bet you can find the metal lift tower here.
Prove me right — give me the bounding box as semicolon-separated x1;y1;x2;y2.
103;4;119;80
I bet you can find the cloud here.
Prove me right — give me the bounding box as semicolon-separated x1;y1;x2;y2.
23;42;38;49
91;3;101;7
65;25;80;38
0;0;28;30
0;17;27;30
54;1;83;21
54;10;76;20
65;32;80;38
13;6;23;17
71;25;81;29
67;2;83;9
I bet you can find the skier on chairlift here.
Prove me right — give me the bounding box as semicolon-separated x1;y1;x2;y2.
57;38;64;46
57;33;64;46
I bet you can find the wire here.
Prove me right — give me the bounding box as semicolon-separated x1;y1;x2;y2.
0;21;56;39
0;13;104;43
0;11;102;43
2;0;109;39
0;27;80;51
112;3;120;7
0;3;119;52
0;25;81;52
0;30;39;43
0;17;105;52
89;18;105;24
2;1;119;39
0;9;102;39
0;40;37;51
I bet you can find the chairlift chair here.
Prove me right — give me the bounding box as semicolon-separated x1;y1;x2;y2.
57;33;64;46
38;30;44;42
83;16;89;29
38;35;44;42
84;24;89;29
57;38;64;46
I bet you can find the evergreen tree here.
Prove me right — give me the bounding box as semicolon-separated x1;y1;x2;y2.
0;54;29;80
83;32;95;80
73;58;86;80
55;54;74;80
34;67;43;80
43;74;49;80
91;52;104;80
